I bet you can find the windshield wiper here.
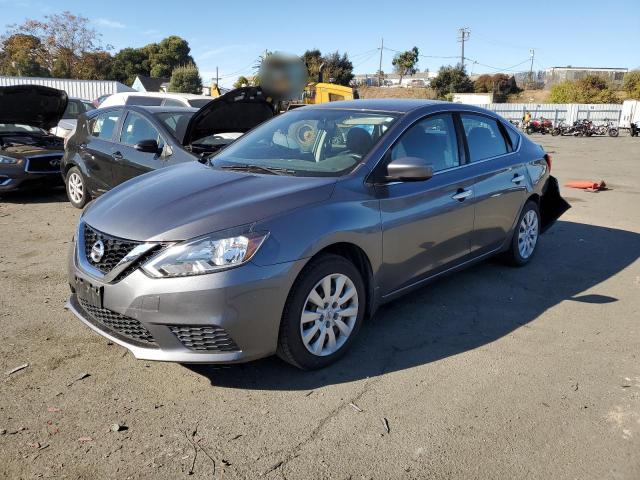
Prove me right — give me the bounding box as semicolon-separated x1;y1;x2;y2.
217;163;295;176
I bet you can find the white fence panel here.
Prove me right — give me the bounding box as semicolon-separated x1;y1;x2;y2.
0;76;134;100
479;103;623;126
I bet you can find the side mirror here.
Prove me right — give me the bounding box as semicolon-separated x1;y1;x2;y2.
134;139;160;153
385;156;433;182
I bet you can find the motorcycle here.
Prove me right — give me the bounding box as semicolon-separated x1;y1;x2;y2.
592;119;619;137
525;118;553;135
631;122;640;137
551;121;572;136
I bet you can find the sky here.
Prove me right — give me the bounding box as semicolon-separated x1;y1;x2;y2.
2;0;639;87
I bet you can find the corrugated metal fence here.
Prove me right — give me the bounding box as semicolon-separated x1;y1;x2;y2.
482;103;622;126
0;76;134;100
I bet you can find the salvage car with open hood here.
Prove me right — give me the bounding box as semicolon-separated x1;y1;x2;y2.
0;85;68;193
61;87;275;208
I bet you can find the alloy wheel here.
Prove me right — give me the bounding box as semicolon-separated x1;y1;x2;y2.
517;209;539;259
67;172;84;204
300;273;359;357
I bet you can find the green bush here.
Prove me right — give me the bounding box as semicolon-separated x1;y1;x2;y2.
549;75;618;103
168;63;203;94
623;70;640;99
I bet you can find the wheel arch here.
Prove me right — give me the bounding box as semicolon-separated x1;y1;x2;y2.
300;242;376;320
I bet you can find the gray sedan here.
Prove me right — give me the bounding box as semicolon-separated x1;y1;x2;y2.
66;99;569;369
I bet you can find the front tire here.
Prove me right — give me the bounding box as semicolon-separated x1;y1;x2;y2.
277;254;366;370
608;128;619;137
65;166;89;209
504;201;540;267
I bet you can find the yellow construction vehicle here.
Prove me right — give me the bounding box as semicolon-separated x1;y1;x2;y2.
287;64;356;110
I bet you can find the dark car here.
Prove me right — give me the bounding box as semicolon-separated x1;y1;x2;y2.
0;85;67;193
61;87;275;208
66;99;570;369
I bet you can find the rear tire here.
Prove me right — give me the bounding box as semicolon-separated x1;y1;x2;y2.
504;201;540;267
277;254;366;370
65;166;89;209
608;128;619;137
551;128;560;136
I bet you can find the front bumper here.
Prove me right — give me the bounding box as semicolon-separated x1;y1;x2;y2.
0;170;61;192
67;242;306;363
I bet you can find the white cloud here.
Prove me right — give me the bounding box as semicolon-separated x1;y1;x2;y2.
95;18;126;29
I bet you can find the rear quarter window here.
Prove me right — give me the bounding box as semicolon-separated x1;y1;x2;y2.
504;122;521;149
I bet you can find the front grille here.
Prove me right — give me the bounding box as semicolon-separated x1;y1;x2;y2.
84;224;143;274
78;297;157;346
25;155;63;173
169;325;239;352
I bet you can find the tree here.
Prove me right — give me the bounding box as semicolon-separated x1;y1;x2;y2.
623;70;640;99
5;11;105;77
76;51;114;80
391;47;419;83
322;51;353;86
302;49;323;82
0;34;49;76
109;47;150;85
233;75;251;88
549;75;618;103
474;73;520;101
431;64;474;98
474;74;493;93
146;36;194;78
168;63;202;94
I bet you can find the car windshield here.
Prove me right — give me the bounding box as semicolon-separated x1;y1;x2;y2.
0;123;46;134
188;98;213;108
154;112;194;141
210;109;399;177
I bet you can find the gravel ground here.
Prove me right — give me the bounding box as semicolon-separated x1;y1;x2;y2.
0;134;638;479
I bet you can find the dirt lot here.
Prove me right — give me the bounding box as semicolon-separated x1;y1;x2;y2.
1;135;639;479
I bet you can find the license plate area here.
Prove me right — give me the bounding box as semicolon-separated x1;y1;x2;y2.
75;276;103;309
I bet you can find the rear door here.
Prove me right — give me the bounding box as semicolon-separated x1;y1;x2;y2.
82;108;123;194
376;113;476;296
111;111;167;186
459;113;527;254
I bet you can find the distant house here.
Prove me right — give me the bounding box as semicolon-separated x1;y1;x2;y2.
132;75;170;93
544;67;628;89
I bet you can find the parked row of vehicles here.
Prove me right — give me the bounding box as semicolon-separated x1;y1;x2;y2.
550;119;619;137
1;84;570;370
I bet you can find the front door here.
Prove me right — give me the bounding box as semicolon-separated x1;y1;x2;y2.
375;113;476;296
112;111;167;186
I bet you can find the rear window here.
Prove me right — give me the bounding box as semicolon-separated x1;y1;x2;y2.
188;98;212;108
460;114;508;162
125;96;163;106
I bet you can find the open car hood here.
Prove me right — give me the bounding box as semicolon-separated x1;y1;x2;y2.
0;85;68;130
182;87;275;147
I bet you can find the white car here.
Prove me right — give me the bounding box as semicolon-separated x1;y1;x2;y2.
50;98;95;138
99;92;213;109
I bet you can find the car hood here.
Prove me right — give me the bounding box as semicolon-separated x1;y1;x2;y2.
82;162;336;242
0;85;68;130
182;87;275;147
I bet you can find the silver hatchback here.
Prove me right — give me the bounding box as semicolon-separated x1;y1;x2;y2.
66;99;569;369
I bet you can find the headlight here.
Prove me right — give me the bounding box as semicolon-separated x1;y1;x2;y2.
142;228;269;278
0;155;18;164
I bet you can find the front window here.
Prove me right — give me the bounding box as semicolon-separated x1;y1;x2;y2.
210;109;399;177
119;112;164;148
154;112;194;142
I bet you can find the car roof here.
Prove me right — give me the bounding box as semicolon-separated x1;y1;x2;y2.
302;98;446;113
110;92;208;99
130;106;198;113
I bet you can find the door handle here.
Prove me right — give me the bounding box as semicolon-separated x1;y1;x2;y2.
112;151;123;160
452;188;472;201
512;174;525;184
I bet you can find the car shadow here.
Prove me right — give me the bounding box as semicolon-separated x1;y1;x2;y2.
0;186;68;204
186;220;639;391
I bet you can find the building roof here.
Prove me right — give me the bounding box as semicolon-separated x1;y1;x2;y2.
135;75;171;92
546;67;628;72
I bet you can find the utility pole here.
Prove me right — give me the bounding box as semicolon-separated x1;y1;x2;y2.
457;27;470;69
378;37;384;87
528;49;535;86
215;66;219;86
